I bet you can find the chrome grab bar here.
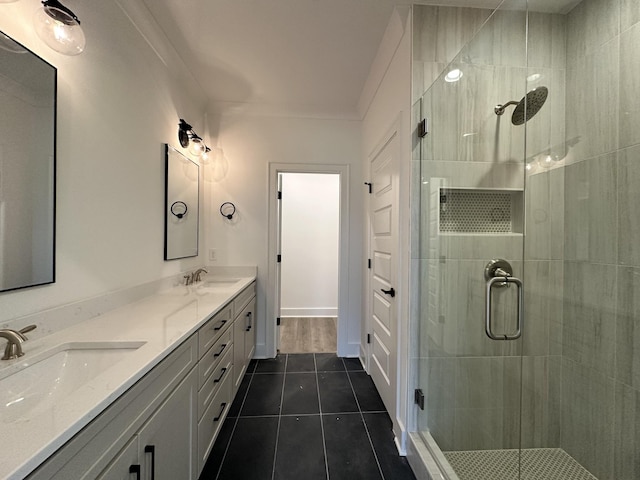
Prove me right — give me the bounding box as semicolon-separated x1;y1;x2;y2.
485;269;523;341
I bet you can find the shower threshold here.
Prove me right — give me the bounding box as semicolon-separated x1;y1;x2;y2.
444;447;598;480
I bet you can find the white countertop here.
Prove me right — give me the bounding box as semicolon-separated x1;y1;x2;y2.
0;273;256;480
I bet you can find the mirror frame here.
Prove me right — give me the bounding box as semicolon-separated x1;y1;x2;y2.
163;144;199;260
0;30;57;293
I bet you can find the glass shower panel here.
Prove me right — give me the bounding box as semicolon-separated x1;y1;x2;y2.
416;1;528;478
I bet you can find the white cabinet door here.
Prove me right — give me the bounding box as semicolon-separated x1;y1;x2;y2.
96;436;139;480
233;313;246;393
137;368;198;480
244;298;256;364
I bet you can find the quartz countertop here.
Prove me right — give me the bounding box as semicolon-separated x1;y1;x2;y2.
0;272;256;480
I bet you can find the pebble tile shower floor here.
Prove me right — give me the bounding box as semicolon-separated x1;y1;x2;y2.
198;353;416;480
444;448;598;480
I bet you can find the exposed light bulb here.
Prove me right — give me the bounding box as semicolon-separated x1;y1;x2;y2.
188;136;205;157
34;2;85;56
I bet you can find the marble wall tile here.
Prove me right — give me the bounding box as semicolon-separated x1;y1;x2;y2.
621;0;640;31
564;153;618;264
547;355;562;445
519;356;558;448
619;23;640;149
528;12;567;69
566;0;620;59
565;39;619;163
412;60;448;103
525;170;551;260
563;260;617;378
523;261;551;356
615;266;640;389
614;381;640;479
466;9;527;68
617;144;640;265
561;357;615;480
549;168;565;261
413;6;492;64
548;260;564;356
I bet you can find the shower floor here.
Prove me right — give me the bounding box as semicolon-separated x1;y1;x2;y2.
444;448;598;480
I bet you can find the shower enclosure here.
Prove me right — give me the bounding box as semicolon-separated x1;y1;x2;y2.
412;0;639;479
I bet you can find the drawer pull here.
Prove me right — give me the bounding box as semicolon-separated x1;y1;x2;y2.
129;465;141;480
144;445;155;480
213;367;227;383
246;311;252;332
213;343;227;357
214;402;227;422
213;319;227;331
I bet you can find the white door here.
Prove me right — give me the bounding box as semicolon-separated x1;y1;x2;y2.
368;130;399;418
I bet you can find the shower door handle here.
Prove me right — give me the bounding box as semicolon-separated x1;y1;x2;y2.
485;275;523;340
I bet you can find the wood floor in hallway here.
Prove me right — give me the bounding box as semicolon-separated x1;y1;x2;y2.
279;317;337;353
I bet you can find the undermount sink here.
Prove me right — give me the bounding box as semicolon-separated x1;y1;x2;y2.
0;341;145;424
201;278;240;286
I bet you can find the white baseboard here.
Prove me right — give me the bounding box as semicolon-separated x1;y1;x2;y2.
280;307;338;317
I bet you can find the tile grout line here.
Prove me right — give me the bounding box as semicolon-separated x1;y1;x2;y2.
342;358;386;480
314;353;331;480
270;354;288;480
214;363;257;480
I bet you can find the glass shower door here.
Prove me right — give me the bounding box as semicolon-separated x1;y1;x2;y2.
415;1;529;478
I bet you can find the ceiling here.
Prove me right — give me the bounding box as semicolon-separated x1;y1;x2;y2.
142;0;580;118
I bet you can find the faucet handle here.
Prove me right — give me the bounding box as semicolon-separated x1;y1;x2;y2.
19;325;36;337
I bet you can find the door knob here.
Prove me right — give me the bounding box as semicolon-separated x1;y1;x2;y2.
381;287;395;298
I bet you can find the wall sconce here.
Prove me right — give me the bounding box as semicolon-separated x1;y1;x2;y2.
33;0;85;55
178;118;211;159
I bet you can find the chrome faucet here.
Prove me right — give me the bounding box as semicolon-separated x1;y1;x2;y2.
193;268;208;282
0;325;36;360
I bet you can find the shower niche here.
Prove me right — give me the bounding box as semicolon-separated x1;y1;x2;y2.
438;188;523;235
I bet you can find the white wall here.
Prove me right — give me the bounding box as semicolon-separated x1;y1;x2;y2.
203;113;362;357
280;173;339;317
0;1;207;325
359;6;412;451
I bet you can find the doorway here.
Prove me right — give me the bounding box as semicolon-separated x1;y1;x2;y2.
278;173;340;353
266;163;350;358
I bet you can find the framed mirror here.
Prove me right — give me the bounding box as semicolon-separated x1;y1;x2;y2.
0;31;56;293
164;144;199;260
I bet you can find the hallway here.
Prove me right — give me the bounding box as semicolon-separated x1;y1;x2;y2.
199;353;416;480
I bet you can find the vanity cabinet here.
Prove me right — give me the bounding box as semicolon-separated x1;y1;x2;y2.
25;281;256;480
233;296;256;393
27;336;198;480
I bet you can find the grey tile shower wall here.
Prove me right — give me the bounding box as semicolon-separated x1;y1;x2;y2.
415;4;567;453
412;5;492;102
560;0;640;478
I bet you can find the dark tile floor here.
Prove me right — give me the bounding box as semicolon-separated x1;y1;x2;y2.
199;353;417;480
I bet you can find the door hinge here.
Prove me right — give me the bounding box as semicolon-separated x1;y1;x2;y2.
277;254;282;263
277;191;282;200
367;258;371;269
414;388;425;410
367;333;371;344
364;182;372;194
417;118;428;138
277;317;281;326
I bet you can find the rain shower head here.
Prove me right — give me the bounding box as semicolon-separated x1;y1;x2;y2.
494;86;548;125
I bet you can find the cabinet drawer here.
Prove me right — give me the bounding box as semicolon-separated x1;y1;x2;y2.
198;304;233;358
198;327;232;390
232;282;255;317
198;368;232;472
198;345;232;420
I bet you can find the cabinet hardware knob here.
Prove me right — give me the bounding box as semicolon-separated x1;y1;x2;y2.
213;344;227;357
214;367;227;383
213;320;227;331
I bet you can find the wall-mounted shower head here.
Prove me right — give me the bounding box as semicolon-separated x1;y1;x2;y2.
494;86;548;125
